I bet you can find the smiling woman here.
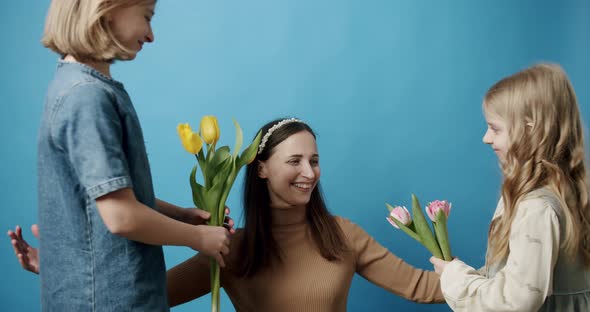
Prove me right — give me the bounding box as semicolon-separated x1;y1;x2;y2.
258;126;320;211
165;118;445;311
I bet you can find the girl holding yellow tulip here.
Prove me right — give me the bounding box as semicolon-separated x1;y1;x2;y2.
430;64;590;311
6;1;232;310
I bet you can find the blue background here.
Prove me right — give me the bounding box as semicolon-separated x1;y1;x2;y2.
1;1;589;311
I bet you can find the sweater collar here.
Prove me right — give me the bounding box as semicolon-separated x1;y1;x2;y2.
271;205;307;227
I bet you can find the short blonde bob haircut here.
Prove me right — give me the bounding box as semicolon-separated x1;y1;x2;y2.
42;0;155;62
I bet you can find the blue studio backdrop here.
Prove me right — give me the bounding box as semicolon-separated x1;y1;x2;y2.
1;1;589;311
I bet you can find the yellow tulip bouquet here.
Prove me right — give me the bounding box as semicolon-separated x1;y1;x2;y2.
177;116;262;312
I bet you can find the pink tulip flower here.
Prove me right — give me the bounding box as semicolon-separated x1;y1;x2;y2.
425;200;452;222
387;206;412;229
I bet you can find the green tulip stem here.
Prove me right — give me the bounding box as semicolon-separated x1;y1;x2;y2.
186;120;263;312
434;212;452;261
209;258;220;312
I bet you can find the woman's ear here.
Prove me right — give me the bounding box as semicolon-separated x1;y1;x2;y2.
257;160;267;179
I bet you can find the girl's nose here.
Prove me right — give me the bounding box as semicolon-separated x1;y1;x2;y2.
482;129;492;144
146;26;154;43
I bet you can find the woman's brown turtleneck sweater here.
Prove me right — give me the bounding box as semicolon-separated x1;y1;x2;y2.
167;206;444;311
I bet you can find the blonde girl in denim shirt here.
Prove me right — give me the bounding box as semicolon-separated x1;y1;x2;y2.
8;1;233;311
430;64;590;311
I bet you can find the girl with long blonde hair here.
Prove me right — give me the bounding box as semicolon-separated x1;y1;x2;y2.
431;63;590;311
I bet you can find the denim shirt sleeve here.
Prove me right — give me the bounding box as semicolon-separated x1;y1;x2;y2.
49;82;132;199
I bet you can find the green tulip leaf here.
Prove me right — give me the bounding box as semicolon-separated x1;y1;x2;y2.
232;119;243;160
210;146;231;171
197;149;207;183
205;178;227;226
211;157;232;189
238;130;262;168
411;194;443;259
388;216;422;243
205;146;230;188
190;165;205;210
217;164;239;223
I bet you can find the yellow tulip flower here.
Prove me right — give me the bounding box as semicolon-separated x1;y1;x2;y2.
177;123;203;154
200;116;220;145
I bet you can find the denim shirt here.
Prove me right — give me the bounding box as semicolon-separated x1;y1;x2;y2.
38;60;168;311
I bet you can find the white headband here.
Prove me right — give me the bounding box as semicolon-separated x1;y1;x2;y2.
257;118;303;154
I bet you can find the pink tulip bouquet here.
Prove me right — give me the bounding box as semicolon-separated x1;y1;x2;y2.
386;194;452;261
